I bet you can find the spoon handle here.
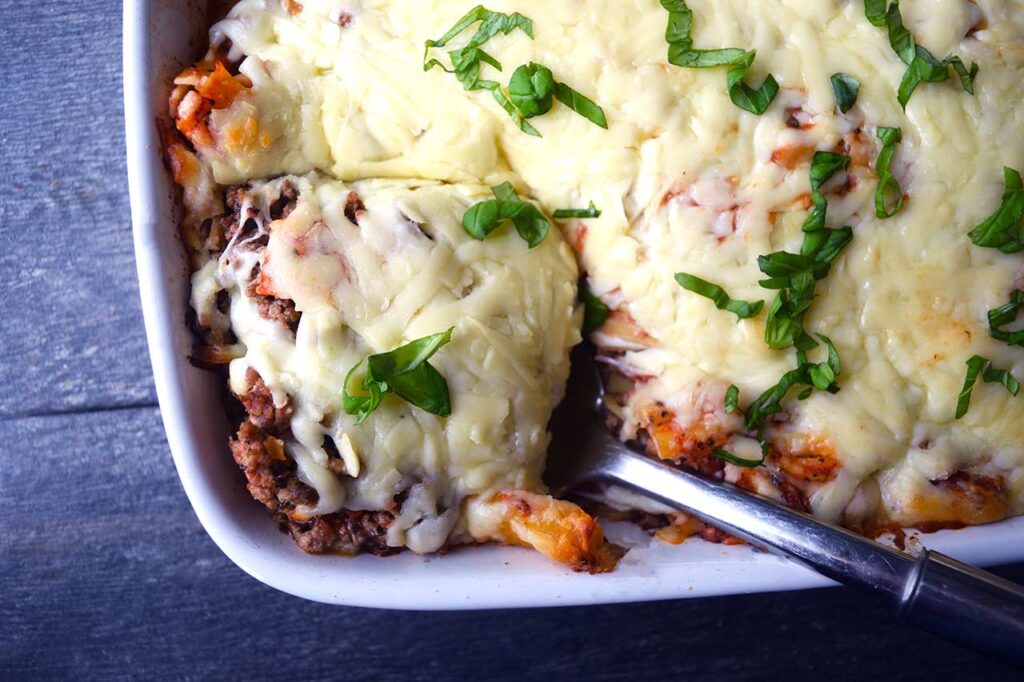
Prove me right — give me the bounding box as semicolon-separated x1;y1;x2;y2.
900;550;1024;669
587;436;1024;668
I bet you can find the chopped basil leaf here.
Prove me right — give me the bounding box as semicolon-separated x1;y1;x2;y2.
955;355;1020;419
744;335;841;434
764;291;814;351
988;290;1024;346
830;73;860;113
758;153;853;350
896;46;977;110
761;273;814;351
864;0;887;27
808;363;836;391
505;65;607;131
759;232;851;350
424;10;605;134
675;272;765;320
462;182;549;247
342;362;385;423
874;126;904;218
508;63;555;118
489;85;542;136
726;53;780;116
758;252;830;283
745;365;802;432
423;6;532;82
462;198;501;240
803;151;850;234
366;328;454;378
985;364;1020;396
490;180;518;202
510;210;550;247
825;334;841;374
883;1;916;65
343;328;455;422
865;1;978;108
947;55;979;94
553;82;608;129
724;384;740;414
424;5;532;55
579;280;609;336
423;5;532;71
387;362;452;416
553;202;602;219
424;9;540;134
660;0;778;115
713;444;767;468
492;181;548;245
895;51;935;107
808;150;850;187
803;226;854;265
968;167;1024;253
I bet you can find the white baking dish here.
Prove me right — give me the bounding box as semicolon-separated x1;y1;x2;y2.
123;0;1024;609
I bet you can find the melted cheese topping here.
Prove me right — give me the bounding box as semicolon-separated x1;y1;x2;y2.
190;0;1024;534
196;175;580;552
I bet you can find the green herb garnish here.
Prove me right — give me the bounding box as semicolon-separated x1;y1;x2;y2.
553;82;608;128
864;0;888;27
988;290;1024;346
462;182;549;247
724;384;740;414
759;239;852;351
759;152;853;350
508;62;555;117
424;7;540;135
717;338;841;468
955;355;1020;419
660;0;778;115
423;7;532;85
968;167;1024;253
554;202;602;219
579;280;609;336
508;63;608;130
343;328;455;423
744;335;842;434
830;73;860;113
802;150;850;234
874;126;903;218
675;273;764;320
423;5;533;59
865;1;978;109
963;168;1024;415
713;443;767;468
897;48;978;110
424;10;606;135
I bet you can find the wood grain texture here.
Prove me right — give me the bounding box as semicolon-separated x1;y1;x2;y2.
3;408;1021;681
0;1;156;418
1;1;1021;680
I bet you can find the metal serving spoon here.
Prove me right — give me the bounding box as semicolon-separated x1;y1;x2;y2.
546;346;1024;668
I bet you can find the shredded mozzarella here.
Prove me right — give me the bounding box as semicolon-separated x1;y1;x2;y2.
187;0;1024;537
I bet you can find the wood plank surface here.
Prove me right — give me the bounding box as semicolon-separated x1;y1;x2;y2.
0;0;156;418
1;1;1022;680
3;408;1021;680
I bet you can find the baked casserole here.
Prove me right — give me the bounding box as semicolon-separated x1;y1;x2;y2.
164;0;1024;571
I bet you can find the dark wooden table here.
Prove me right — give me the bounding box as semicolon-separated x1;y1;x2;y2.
2;2;1022;679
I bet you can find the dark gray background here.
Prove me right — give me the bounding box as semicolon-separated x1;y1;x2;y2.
2;2;1021;679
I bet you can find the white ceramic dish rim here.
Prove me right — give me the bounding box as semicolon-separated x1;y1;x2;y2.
123;0;1024;610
